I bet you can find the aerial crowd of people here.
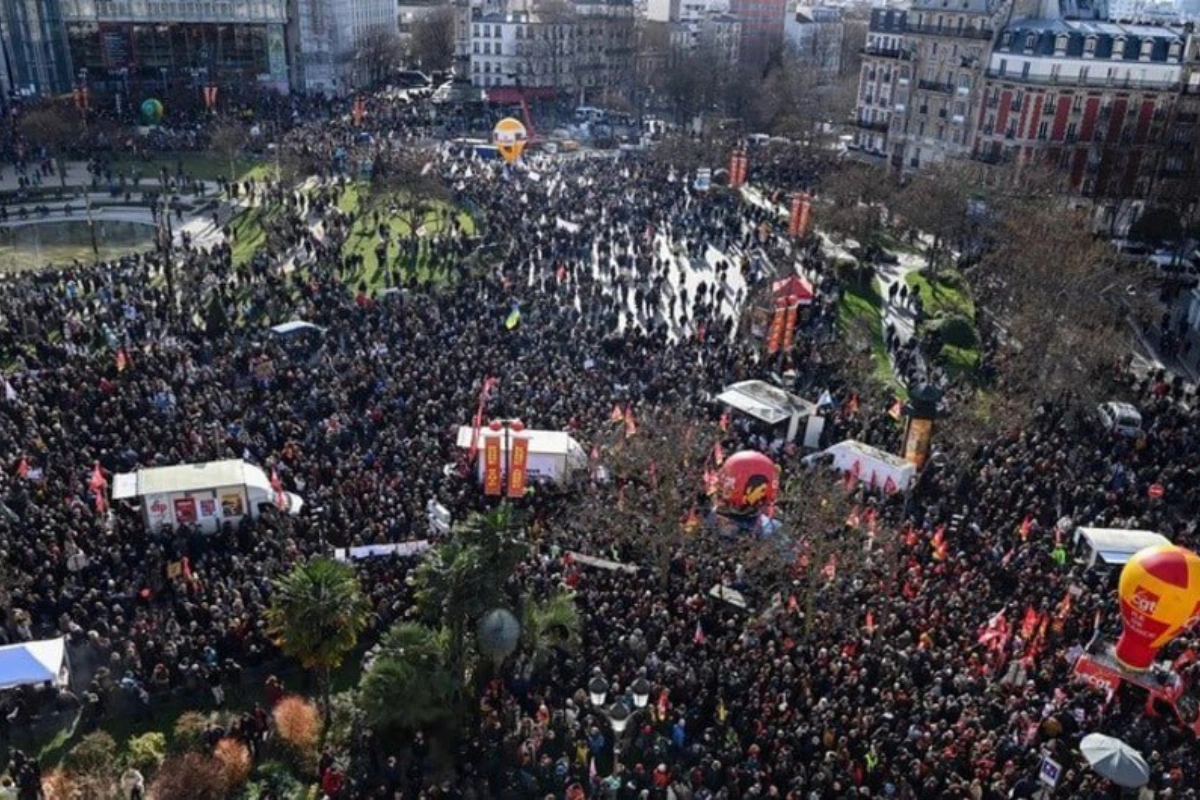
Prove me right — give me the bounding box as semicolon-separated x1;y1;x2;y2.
0;86;1198;800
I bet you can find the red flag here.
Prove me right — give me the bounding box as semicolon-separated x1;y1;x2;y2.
1019;515;1033;541
693;620;706;645
683;507;701;532
713;442;725;466
88;462;107;492
556;264;567;282
466;377;498;472
865;611;876;636
648;460;658;490
978;609;1009;651
624;406;637;437
16;456;29;479
719;410;730;432
115;348;129;372
270;467;287;509
787;593;799;612
869;471;878;490
1020;606;1039;639
851;460;862;479
846;392;860;415
884;476;897;495
931;526;948;561
656;689;670;721
865;507;878;535
610;404;625;422
703;469;718;496
887;398;904;421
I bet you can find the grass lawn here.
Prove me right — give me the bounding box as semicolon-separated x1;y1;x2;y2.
837;276;904;392
337;182;476;294
905;269;981;380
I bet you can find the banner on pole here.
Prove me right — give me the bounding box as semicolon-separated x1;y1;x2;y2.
507;435;530;498
483;435;503;496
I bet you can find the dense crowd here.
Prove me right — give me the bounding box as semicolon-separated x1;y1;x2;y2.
0;88;1198;800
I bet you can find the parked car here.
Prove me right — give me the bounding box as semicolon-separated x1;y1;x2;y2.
1096;401;1142;437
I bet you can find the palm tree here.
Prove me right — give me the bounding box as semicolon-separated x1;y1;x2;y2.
521;589;581;676
265;557;371;725
358;622;457;732
411;508;528;686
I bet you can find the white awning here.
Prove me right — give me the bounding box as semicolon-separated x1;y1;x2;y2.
0;637;68;690
716;380;817;426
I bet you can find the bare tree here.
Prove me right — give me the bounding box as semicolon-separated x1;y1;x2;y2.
18;103;85;188
571;412;719;590
208;119;250;186
819;162;898;253
966;181;1129;407
895;162;981;276
356;24;404;87
409;6;456;72
367;147;451;241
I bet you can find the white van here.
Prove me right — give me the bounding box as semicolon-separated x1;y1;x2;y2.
1096;402;1142;437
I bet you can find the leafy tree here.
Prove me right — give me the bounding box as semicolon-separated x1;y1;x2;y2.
265;557;371;725
411;508;528;685
358;622;458;732
521;588;581;673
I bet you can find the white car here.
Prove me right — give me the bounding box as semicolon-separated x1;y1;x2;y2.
1096;401;1142;437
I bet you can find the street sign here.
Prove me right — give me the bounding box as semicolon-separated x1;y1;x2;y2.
1039;753;1062;788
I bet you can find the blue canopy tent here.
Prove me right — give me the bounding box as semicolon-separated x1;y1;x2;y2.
0;636;68;690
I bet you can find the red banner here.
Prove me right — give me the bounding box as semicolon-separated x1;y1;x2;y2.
483;435;503;496
507;436;530;498
783;297;800;351
729;152;748;188
788;193;812;238
203;86;218;110
766;299;787;354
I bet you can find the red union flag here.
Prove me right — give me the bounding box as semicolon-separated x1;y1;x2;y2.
483;435;503;496
507;435;530;499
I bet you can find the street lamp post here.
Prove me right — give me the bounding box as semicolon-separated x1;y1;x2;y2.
630;675;651;709
587;669;609;708
75;69;100;261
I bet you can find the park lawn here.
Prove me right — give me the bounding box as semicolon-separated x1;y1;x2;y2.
905;269;981;380
837;276;904;393
337;182;476;294
904;269;975;320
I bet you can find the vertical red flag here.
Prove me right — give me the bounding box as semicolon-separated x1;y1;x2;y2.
1019;515;1033;541
610;404;625;422
766;298;787;354
89;462;108;513
270;467;287;509
788;194;804;237
693;620;706;644
116;348;129;372
624;406;637;437
782;297;800;352
507;435;530;499
718;410;730;432
712;442;725;466
883;476;898;495
482;435;503;496
16;456;29;479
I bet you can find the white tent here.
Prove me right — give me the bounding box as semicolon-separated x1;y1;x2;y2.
1073;527;1171;569
0;637;68;690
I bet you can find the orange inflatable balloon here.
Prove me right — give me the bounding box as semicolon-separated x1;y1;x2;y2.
1116;544;1200;670
717;451;778;515
492;117;527;164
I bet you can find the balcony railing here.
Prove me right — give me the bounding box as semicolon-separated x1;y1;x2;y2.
903;24;994;40
862;47;912;60
917;79;955;93
856;119;891;133
984;70;1179;92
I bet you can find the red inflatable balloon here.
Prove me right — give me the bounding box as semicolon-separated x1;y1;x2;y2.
717;451;778;515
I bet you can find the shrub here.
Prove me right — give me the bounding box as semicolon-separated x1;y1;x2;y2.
933;315;977;349
272;695;321;753
65;731;118;776
251;760;303;797
147;753;230;800
172;710;211;754
124;731;167;773
40;768;79;800
213;737;253;787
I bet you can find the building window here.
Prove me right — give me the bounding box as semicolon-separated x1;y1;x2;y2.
1140;39;1153;60
1050;64;1061;82
1025;32;1036;50
473;24;480;36
1038;120;1049;139
473;42;480;54
1169;40;1182;60
1113;37;1126;58
999;58;1007;76
1072;94;1083;112
1085;36;1096;56
484;42;491;54
1055;34;1067;54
